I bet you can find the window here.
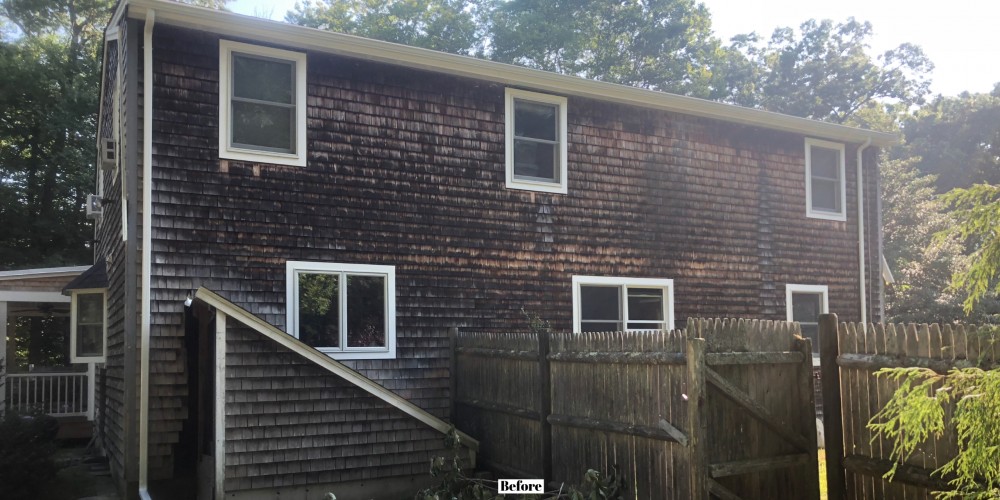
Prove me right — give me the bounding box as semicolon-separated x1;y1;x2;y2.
805;138;846;221
219;40;307;167
286;262;396;360
572;276;674;332
505;88;568;194
70;289;107;363
786;284;829;354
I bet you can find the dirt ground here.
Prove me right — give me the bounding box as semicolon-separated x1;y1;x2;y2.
34;440;119;500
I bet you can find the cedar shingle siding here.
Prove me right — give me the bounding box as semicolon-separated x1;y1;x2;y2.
101;22;882;489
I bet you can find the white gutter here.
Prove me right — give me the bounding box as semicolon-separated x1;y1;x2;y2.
139;8;155;500
857;137;872;324
120;0;898;147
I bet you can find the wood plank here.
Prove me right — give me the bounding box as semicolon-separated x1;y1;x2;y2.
687;338;708;500
705;351;805;365
547;350;686;365
545;414;687;444
708;478;744;500
843;454;951;491
455;346;538;361
709;453;811;478
456;398;541;420
705;367;813;452
819;314;846;500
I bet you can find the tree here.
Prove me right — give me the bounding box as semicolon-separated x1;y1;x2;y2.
725;18;933;125
479;0;729;98
940;184;1000;316
897;86;1000;192
286;0;480;55
0;0;114;269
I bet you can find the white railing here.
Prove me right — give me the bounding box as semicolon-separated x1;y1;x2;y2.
3;371;89;417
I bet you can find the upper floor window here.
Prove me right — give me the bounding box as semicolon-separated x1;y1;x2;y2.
786;284;829;355
219;40;307;167
805;138;846;221
505;88;568;194
286;261;396;360
572;276;674;332
70;289;107;364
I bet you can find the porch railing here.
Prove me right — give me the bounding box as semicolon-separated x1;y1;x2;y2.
3;371;89;417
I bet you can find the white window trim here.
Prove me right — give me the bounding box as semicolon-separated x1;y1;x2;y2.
219;40;308;167
505;88;569;194
285;261;397;360
805;138;847;221
572;276;675;333
786;284;829;363
70;288;108;364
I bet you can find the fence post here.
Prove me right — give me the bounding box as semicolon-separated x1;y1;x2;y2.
538;331;552;482
449;327;459;426
687;337;708;498
795;335;821;500
819;313;845;500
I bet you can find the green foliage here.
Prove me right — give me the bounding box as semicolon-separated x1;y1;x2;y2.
0;411;61;500
898;87;1000;192
410;428;626;500
520;307;551;335
287;0;480;55
869;362;1000;498
939;184;1000;315
0;0;114;269
726;18;932;124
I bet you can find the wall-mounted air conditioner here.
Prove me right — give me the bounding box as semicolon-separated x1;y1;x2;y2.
86;194;103;219
101;138;116;170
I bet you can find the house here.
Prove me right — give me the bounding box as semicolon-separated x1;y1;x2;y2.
49;0;899;498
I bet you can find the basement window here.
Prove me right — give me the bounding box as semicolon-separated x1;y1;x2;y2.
286;262;396;360
505;88;568;194
70;289;107;364
572;276;674;332
219;40;307;167
786;284;829;354
805;138;846;221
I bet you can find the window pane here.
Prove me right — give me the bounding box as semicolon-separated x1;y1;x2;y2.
627;287;664;321
77;325;103;358
581;286;620;322
514;100;557;141
581;321;621;332
513;139;557;181
232;101;294;152
232;54;294;104
791;293;822;322
77;293;103;325
298;273;339;348
347;275;386;347
810;146;840;179
627;322;665;331
811;179;839;211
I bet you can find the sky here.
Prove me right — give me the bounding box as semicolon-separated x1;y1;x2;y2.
230;0;999;97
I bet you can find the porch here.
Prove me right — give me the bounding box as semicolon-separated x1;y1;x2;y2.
1;266;96;434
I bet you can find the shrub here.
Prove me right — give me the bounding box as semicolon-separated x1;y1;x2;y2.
0;411;60;500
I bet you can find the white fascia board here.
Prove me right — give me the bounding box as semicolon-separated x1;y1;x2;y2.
0;266;90;280
123;0;898;147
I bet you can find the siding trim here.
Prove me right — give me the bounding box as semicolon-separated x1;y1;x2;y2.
193;287;480;455
214;311;227;500
0;266;89;280
138;8;155;492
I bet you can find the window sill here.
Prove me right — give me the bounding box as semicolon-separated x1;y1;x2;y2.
806;209;846;222
315;347;396;361
506;178;567;194
220;147;306;168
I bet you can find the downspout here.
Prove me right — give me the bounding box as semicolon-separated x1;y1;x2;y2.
857;137;872;324
139;9;155;500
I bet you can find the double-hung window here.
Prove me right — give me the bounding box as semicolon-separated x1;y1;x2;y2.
786;284;829;355
505;88;568;194
572;276;674;332
286;262;396;360
805;138;846;221
70;289;107;364
219;40;307;167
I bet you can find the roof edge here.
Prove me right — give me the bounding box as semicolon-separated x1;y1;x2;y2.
193;287;480;453
123;0;898;147
0;266;90;281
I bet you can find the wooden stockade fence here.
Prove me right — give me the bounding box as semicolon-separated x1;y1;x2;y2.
451;319;820;500
819;314;1000;500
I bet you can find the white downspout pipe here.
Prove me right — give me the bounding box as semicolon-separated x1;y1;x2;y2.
857;137;872;324
139;8;155;500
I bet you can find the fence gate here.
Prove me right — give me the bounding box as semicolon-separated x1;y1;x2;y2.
452;318;820;499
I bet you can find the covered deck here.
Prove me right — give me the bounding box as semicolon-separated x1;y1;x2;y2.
1;266;95;434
